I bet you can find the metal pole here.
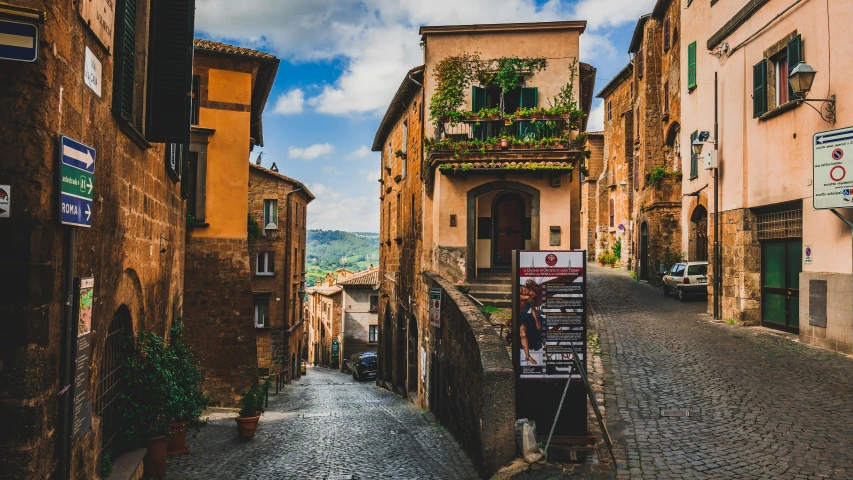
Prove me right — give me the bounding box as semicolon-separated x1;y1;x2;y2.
58;226;76;480
713;72;721;319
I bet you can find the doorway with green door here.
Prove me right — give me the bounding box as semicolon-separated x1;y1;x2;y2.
759;206;803;333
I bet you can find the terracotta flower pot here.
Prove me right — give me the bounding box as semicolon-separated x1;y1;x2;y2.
599;262;605;267
167;421;188;456
236;415;261;437
143;435;168;479
500;138;509;149
609;264;615;268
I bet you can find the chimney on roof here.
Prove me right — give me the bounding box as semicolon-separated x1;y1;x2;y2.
270;162;278;172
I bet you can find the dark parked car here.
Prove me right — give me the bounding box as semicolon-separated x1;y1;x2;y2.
352;352;377;381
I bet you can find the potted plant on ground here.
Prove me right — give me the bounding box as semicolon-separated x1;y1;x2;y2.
236;377;271;437
165;317;208;456
608;254;617;268
597;252;608;267
122;331;174;479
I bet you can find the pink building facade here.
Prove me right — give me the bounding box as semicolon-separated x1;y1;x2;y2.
681;0;853;352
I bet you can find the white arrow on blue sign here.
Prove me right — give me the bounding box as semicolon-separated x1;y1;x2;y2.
59;136;96;228
815;127;853;145
0;19;38;63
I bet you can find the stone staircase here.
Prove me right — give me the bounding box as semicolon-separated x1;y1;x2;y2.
465;269;513;308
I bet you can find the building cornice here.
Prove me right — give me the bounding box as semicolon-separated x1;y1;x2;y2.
419;21;587;37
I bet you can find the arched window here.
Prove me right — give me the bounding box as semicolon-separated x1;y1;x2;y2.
94;307;134;455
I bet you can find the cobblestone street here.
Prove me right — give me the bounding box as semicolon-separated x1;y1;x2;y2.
167;367;478;479
590;266;853;479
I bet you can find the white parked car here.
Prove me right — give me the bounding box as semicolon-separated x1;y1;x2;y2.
662;261;709;301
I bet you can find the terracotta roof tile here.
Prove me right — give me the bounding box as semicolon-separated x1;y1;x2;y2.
194;39;277;61
337;268;379;286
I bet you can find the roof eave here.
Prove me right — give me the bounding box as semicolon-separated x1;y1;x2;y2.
595;62;634;99
628;14;652;53
419;20;587;37
372;66;424;151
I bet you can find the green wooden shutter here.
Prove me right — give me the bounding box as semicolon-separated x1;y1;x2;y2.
472;86;485;140
753;60;767;117
786;35;802;100
146;0;196;144
113;0;137;122
687;42;697;89
518;87;537;138
690;131;698;179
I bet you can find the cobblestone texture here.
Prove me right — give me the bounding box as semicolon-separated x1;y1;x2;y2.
167;367;478;479
590;266;853;479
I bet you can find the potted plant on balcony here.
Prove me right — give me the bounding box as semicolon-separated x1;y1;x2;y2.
122;330;174;479
236;377;271;437
165;317;208;456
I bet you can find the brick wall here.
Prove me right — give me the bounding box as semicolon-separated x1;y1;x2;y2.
0;1;186;477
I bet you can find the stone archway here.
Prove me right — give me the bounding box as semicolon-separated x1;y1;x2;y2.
466;181;540;281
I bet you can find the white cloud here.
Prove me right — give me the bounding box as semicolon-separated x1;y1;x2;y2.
587;99;604;132
196;0;646;117
361;169;380;183
307;183;379;232
347;145;373;159
288;143;335;161
273;88;305;114
323;166;343;176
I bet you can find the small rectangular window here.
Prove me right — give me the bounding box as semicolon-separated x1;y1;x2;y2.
775;56;789;106
257;251;274;275
263;199;278;230
687;42;697;90
663;82;669;112
607;100;612;122
637;48;644;78
663;18;671;52
369;325;378;343
254;296;269;328
369;295;378;312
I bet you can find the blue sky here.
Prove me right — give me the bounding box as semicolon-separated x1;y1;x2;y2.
195;0;655;232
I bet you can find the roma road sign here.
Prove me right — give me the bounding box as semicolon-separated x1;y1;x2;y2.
0;19;38;63
814;126;853;209
59;135;95;227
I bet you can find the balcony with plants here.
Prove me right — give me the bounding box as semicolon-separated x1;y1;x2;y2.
426;53;590;176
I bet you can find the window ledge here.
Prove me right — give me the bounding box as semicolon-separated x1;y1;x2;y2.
661;112;670;123
117;118;152;150
192;222;210;228
758;100;800;121
255;273;275;277
254;326;271;330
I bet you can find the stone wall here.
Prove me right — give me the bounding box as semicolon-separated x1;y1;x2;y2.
184;237;257;405
800;272;853;354
708;208;761;325
425;273;515;477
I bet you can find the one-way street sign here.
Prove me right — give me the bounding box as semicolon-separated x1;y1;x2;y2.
59;135;96;227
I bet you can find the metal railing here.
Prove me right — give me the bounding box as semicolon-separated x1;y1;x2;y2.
440;118;569;143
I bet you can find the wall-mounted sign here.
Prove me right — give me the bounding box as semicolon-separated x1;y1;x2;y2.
804;245;813;265
428;288;441;328
0;185;9;218
78;0;115;51
72;277;94;437
0;19;38;63
83;46;101;97
59;135;96;227
331;338;339;359
813;126;853;209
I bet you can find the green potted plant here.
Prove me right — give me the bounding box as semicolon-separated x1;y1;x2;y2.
165;317;208;456
608;253;617;268
236;377;271;437
121;331;174;479
597;252;608;267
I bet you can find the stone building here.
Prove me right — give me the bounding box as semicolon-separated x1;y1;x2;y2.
681;0;853;351
248;163;313;381
625;0;683;282
336;268;380;366
580;132;605;259
593;62;636;266
183;39;279;405
305;283;343;367
0;0;194;477
373;21;598;475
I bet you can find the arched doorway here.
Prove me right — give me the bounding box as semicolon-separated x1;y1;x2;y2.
492;192;526;267
94;306;134;456
407;314;418;398
395;311;406;393
640;222;650;281
690;205;708;261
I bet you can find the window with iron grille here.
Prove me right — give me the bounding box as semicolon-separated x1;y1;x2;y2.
757;209;802;240
94;308;134;456
369;325;378;343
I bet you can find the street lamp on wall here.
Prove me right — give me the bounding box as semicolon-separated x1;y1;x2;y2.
788;61;836;123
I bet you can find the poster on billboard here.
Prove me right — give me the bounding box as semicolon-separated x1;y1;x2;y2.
516;250;586;380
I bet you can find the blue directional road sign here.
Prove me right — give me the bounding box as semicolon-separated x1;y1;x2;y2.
0;19;38;63
59;136;96;227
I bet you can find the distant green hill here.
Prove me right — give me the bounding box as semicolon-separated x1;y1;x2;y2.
305;230;379;286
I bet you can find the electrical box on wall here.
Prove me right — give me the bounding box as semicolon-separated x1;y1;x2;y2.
549;226;561;246
704;150;718;170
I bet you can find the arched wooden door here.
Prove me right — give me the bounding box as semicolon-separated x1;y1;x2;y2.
493;192;526;266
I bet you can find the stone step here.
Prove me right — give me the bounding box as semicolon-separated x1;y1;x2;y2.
463;284;512;293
